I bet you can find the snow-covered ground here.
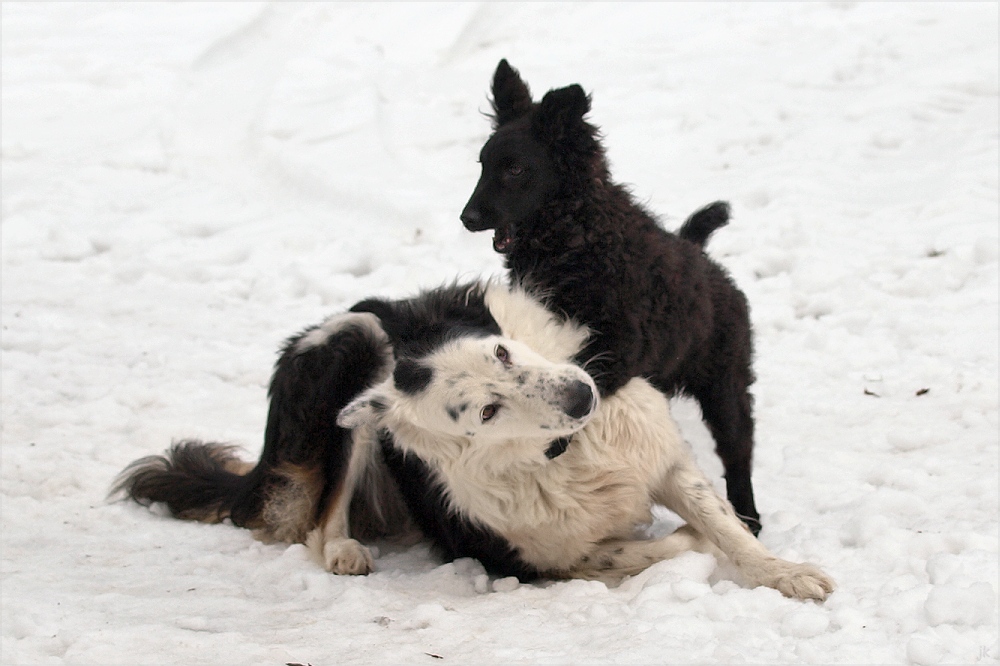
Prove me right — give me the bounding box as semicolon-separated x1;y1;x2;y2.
2;3;997;664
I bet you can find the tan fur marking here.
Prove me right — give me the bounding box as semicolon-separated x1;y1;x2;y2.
223;459;256;475
305;425;378;574
259;463;324;544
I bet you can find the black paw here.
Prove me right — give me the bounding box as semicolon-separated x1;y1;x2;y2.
737;513;762;537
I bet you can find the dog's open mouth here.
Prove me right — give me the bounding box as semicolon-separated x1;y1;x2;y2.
492;224;514;253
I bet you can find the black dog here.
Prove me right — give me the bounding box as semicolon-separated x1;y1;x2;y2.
461;60;761;535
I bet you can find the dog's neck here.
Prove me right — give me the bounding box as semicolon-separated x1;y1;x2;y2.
507;184;629;257
382;418;570;475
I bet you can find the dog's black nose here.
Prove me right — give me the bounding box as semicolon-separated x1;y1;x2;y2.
460;206;485;231
562;380;595;420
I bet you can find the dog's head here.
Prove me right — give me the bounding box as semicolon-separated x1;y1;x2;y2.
338;331;598;454
460;59;606;254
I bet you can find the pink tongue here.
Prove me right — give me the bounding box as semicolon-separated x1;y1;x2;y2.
493;228;512;252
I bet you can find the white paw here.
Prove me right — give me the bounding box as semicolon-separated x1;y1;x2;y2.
757;560;836;601
306;531;374;575
324;538;374;575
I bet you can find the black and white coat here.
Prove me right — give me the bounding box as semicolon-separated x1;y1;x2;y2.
114;282;833;600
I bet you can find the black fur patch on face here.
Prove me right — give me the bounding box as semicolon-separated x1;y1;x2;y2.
394;359;433;395
446;406;460;422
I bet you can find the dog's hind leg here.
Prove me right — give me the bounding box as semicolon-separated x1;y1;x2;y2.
653;457;834;601
692;378;762;537
305;425;378;575
568;525;722;582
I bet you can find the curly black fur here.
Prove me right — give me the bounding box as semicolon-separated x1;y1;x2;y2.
461;60;761;534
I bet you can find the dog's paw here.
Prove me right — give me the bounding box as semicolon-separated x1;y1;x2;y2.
758;560;835;601
324;538;374;575
306;531;374;575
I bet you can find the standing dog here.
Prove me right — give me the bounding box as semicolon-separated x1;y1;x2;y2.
112;282;832;598
461;60;762;534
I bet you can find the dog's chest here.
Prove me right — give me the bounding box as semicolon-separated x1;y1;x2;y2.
428;441;653;564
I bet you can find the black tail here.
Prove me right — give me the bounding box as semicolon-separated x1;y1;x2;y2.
110;440;250;523
678;201;730;248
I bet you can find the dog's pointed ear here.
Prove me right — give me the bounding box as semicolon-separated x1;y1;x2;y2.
337;388;391;429
490;59;533;127
534;84;591;143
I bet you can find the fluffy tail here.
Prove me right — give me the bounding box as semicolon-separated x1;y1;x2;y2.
110;440;251;523
678;201;730;248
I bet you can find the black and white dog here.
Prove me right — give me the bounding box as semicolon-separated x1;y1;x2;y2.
113;282;833;599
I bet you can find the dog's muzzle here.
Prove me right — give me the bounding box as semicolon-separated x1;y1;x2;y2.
562;380;596;420
461;207;516;253
460;207;491;232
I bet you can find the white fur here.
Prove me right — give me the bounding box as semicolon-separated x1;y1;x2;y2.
484;281;589;363
295;312;384;353
334;285;835;600
306;424;378;575
340;334;597;446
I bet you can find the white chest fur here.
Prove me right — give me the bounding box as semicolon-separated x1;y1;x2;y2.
392;376;685;572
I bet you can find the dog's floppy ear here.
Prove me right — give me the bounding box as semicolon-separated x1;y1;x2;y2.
534;84;592;144
490;59;533;127
337;387;391;429
350;297;410;345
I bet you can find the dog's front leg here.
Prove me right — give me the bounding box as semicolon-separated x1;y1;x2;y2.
305;426;377;575
569;525;721;582
653;458;835;601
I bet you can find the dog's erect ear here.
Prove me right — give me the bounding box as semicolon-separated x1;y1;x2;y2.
490;59;533;127
337;388;391;429
534;84;591;143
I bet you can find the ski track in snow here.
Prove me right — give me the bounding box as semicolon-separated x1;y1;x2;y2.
1;3;997;664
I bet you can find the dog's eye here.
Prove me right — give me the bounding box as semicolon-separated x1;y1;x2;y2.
506;164;524;177
480;403;501;423
495;344;511;365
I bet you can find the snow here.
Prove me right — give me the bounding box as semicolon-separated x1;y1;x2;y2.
1;2;997;664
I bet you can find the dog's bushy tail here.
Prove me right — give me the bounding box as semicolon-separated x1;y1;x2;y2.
678;201;730;248
110;440;251;523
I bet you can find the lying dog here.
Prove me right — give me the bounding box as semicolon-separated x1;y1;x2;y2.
113;282;833;600
461;60;763;535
